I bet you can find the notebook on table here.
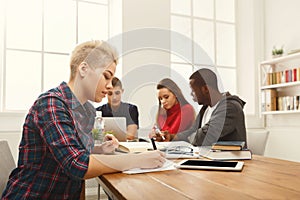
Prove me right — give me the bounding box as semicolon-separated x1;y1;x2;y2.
102;117;127;142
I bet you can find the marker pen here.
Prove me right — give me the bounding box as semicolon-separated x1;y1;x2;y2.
150;138;157;150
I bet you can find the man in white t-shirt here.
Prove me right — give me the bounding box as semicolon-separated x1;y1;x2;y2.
173;68;247;147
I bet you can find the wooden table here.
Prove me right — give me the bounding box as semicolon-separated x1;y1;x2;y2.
96;155;300;199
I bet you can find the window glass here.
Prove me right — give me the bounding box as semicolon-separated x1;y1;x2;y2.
6;0;42;50
171;16;192;63
216;0;235;23
43;53;70;91
171;0;191;15
193;19;214;65
78;3;108;42
171;0;237;112
1;0;111;112
216;23;236;66
44;0;76;53
84;0;108;4
193;0;214;19
5;50;41;111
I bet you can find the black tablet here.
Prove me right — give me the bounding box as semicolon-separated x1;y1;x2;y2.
175;159;244;171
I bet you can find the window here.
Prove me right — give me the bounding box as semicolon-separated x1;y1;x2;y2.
0;0;112;112
170;0;236;101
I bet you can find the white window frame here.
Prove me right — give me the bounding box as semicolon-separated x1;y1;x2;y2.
0;0;115;113
170;0;237;112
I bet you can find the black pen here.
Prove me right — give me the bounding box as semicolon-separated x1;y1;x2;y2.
150;138;157;150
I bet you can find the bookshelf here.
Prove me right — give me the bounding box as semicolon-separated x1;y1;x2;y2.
260;52;300;115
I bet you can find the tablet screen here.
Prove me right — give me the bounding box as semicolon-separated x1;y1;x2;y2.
180;160;238;168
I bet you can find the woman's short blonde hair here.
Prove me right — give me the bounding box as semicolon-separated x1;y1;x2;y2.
69;40;118;80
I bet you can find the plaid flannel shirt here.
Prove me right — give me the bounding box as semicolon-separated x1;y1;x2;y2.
1;82;95;199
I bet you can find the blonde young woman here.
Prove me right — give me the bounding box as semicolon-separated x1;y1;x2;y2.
1;40;165;199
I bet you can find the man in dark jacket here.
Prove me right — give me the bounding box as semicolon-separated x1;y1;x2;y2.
173;68;247;146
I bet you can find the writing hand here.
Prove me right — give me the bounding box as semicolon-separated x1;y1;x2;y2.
136;150;166;169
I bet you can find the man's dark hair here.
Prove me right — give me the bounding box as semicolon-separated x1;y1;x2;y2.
112;77;123;89
189;68;219;91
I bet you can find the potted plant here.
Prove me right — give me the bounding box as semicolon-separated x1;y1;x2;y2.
272;45;284;58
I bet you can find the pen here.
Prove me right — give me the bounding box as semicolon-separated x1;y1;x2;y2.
150;138;157;150
154;125;165;140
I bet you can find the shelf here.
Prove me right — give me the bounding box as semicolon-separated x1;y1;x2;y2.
260;52;300;65
262;110;300;115
261;81;300;89
260;52;300;115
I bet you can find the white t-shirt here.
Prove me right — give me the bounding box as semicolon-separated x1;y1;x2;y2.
201;102;219;128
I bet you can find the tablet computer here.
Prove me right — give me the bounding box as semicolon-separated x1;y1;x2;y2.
175;159;244;171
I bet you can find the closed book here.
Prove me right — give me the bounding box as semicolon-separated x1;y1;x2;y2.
265;89;277;111
117;142;152;153
281;71;286;83
272;72;276;84
200;149;252;161
289;69;293;82
276;71;281;84
277;96;283;111
265;73;272;85
268;73;273;85
285;70;291;83
211;141;245;151
293;68;297;82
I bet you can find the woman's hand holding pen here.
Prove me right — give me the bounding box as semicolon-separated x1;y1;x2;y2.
135;151;166;169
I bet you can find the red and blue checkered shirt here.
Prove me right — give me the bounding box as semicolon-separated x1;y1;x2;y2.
1;82;96;199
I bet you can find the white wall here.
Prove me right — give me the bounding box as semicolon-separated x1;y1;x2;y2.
262;0;300;162
121;0;171;129
236;0;264;128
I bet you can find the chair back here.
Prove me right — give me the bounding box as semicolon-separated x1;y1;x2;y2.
0;140;16;195
247;130;269;155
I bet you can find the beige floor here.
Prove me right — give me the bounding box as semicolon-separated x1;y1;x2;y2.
86;194;107;200
86;186;108;200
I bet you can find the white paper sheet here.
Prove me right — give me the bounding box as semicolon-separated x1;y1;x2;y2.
122;159;176;174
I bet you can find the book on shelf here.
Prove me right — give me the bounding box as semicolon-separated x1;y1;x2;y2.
264;89;277;111
277;96;300;111
211;141;245;151
265;68;300;86
293;68;297;82
276;71;281;84
199;147;252;161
